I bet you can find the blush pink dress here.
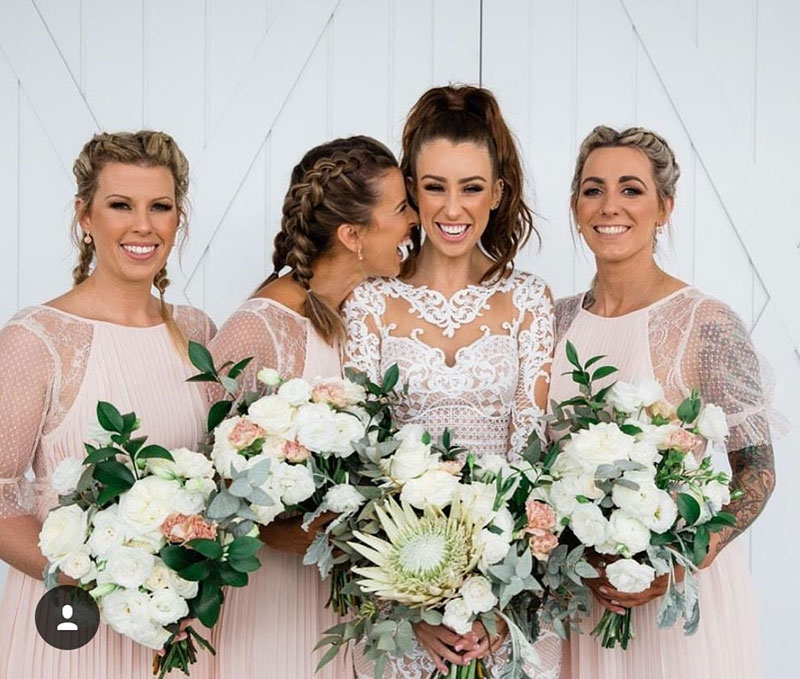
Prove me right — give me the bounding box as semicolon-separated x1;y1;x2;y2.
550;286;766;679
0;304;217;679
208;297;353;679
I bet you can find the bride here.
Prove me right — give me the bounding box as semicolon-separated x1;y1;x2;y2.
343;85;561;678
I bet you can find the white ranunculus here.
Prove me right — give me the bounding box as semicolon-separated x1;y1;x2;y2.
696;404;729;443
612;479;660;521
644;489;679;534
59;547;94;580
327;412;366;457
117;477;184;538
148;588;189;625
248;395;295;434
88;507;126;556
133;623;171;651
629;441;660;467
637;380;665;407
703;480;731;514
384;436;438;484
277;378;313;406
168;571;199;599
569;503;611;548
257;367;282;387
607;381;645;413
105;546;155;589
251;499;285;526
39;504;87;561
605;558;656;593
324;484;366;514
476;528;512;571
608;510;651;556
51;458;85;495
460;575;497;614
549;451;584;479
147;447;213;481
272;462;316;506
566;423;635;471
442;597;473;635
456;483;498;526
400;470;460;510
144;559;172;591
101;589;151;637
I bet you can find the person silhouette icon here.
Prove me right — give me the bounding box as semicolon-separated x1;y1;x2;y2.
57;604;79;632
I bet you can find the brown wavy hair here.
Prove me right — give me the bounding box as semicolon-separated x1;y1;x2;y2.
259;135;398;344
71;130;190;353
400;85;536;282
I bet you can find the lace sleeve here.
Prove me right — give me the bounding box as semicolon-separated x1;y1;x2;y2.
0;320;56;518
173;305;218;345
682;296;771;452
554;294;583;345
207;300;307;400
342;280;385;383
509;276;555;458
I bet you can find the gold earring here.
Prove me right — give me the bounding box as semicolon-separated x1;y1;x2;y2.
357;246;363;261
83;232;92;244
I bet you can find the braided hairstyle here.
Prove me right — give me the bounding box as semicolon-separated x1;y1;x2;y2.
71;130;190;353
261;136;398;344
400;85;536;282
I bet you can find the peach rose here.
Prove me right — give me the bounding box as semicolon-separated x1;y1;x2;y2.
161;513;218;544
525;500;556;534
530;533;559;561
283;440;311;463
229;420;266;449
663;427;706;456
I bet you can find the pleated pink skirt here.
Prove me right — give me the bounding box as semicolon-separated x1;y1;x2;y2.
562;541;761;679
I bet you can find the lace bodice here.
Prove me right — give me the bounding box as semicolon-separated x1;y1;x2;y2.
553;286;771;455
343;271;554;460
0;304;216;520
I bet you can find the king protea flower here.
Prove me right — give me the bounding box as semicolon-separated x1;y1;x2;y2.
349;495;483;607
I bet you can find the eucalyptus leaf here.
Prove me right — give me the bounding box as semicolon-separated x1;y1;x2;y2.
208;490;241;519
246;459;271;487
228;478;253;498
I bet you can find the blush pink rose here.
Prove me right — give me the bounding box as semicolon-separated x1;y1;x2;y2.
663;427;706;456
229;420;266;449
525;500;556;534
283;440;311;463
530;533;559;562
438;459;465;476
311;382;348;408
161;513;218;544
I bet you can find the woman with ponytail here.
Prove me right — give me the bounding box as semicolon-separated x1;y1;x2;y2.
0;131;216;678
342;85;561;678
207;135;416;679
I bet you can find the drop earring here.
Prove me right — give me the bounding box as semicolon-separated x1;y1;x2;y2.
357;246;363;261
83;232;92;244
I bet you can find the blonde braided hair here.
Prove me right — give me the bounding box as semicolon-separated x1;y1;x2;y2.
71;130;190;354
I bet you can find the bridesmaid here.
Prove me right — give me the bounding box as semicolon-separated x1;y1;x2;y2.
0;131;216;678
342;85;561;678
208;135;416;679
551;125;773;678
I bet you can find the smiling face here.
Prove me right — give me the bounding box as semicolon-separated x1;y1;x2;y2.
411;139;502;260
357;167;417;277
78;162;179;286
574;146;673;264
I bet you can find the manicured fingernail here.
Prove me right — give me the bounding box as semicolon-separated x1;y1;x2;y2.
612;600;621;606
455;644;463;651
599;587;608;594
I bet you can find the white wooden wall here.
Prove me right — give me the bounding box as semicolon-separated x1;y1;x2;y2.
0;1;797;676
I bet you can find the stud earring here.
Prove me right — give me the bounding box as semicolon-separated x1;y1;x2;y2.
83;233;92;244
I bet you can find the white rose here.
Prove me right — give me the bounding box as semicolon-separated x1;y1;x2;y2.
549;451;584;479
59;547;94;580
629;441;660;467
400;470;460;510
456;483;498;527
612;479;660;520
570;503;611;548
148;588;189;625
605;558;656;593
637;380;665;407
272;462;316;506
147;447;213;481
607;381;645;413
105;546;155;588
566;423;634;471
168;571;199;599
549;474;604;517
324;484;366;514
51;458;85;495
476;529;512;571
326;412;366;457
395;424;426;443
39;505;87;561
248;395;295;434
384;437;438;484
144;559;172;591
88;506;127;557
277;378;313;406
491;507;515;541
101;589;151;637
210;419;247;478
442;597;473;635
117;477;184;538
257;367;282;386
696;404;729;443
251;499;285;526
703;480;731;514
645;489;678;534
479;454;506;476
184;476;216;500
608;510;651;556
170;488;206;517
132;623;171;651
460;575;497;614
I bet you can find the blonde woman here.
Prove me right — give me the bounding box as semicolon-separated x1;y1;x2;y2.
551;126;771;678
0;131;216;679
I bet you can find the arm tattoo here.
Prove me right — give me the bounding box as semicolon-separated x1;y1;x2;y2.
717;443;776;552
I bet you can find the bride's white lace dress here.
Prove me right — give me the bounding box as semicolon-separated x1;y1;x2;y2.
342;270;562;679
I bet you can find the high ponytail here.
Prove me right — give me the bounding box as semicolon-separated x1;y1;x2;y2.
400;85;537;282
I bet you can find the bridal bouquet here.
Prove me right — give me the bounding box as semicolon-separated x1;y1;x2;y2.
39;401;262;677
546;342;738;649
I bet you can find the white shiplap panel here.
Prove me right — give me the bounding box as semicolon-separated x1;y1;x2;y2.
0;55;18;323
329;0;391;140
432;0;480;85
17;92;74;308
83;0;144;131
33;0;82;86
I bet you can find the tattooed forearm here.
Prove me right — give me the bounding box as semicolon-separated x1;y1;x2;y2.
717;444;776;552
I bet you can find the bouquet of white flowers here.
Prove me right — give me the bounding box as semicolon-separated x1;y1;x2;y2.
546;342;738;649
40;401;263;677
